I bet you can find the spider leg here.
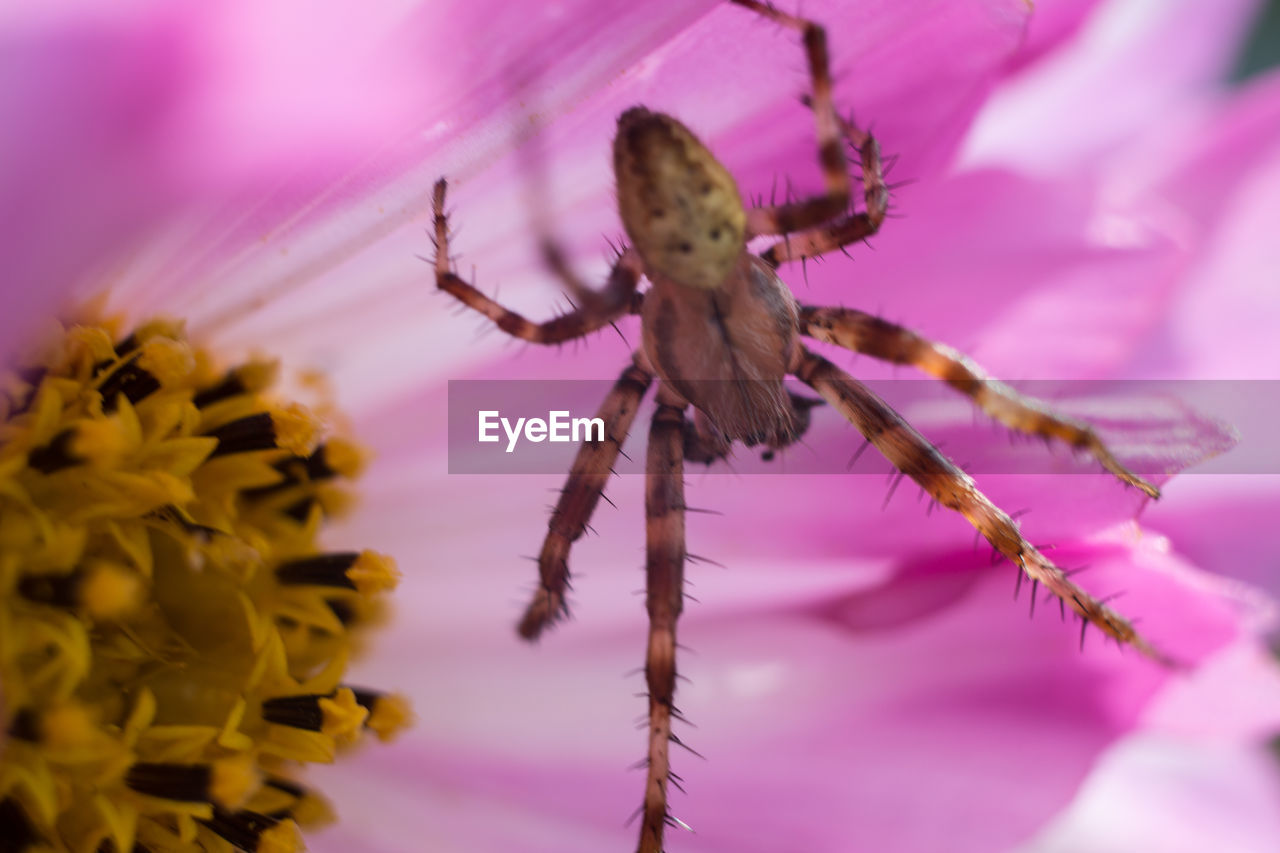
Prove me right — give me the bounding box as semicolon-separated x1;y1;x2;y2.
638;386;690;853
793;347;1176;666
682;408;732;465
731;0;851;237
800;305;1160;497
771;390;824;453
760;108;888;266
433;179;644;344
539;236;638;311
517;354;654;639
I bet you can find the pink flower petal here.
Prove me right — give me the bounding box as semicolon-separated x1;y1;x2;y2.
168;0;1032;413
1142;636;1280;738
0;0;423;364
1124;72;1280;380
1025;738;1280;853
1143;474;1280;596
961;0;1261;175
1004;0;1108;74
319;532;1269;853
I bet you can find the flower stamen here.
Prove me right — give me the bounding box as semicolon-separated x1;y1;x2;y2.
275;550;400;595
201;806;302;853
351;688;413;742
0;317;409;852
125;755;259;809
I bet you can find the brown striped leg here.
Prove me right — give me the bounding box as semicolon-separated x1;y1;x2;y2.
638;387;690;853
793;347;1175;666
761;107;888;266
800;305;1160;498
731;0;851;236
433;179;643;343
517;355;654;639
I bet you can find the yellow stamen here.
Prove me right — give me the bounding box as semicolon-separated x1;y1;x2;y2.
209;754;261;811
234;359;280;394
319;688;368;744
284;789;334;829
365;692;414;743
259;819;304;853
270;403;322;458
0;318;411;852
125;316;187;347
320;437;365;478
136;336;196;387
40;702;97;748
80;560;143;619
346;550;401;595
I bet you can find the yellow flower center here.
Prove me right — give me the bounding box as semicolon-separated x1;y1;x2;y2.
0;317;411;853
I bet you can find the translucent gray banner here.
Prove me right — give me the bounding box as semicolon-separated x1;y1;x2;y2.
447;379;1274;476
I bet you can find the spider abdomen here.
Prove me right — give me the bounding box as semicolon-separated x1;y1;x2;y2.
641;255;801;447
614;107;747;291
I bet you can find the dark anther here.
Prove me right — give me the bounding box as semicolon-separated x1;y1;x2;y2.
348;687;384;714
97;356;160;413
0;797;41;850
326;598;355;625
243;444;346;502
199;808;282;852
194;373;249;409
206;413;277;457
125;762;216;803
18;568;86;608
27;429;79;473
261;693;330;731
6;709;40;742
275;553;359;590
283;497;317;522
264;776;307;798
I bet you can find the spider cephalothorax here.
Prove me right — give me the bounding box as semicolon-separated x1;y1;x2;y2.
432;2;1165;850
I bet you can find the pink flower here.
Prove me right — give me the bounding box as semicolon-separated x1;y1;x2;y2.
963;2;1280;848
332;1;1280;851
3;1;1279;853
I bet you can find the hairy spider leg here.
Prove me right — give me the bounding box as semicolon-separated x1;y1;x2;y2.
681;408;733;465
518;356;654;639
792;347;1175;665
539;236;645;315
731;0;852;236
760;107;889;266
800;305;1160;497
639;387;690;853
433;179;644;343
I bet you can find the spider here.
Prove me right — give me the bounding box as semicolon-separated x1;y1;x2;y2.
431;1;1169;849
